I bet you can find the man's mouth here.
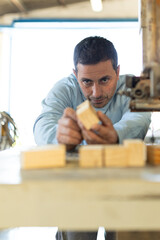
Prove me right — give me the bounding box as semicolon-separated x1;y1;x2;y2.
92;100;104;104
90;97;107;105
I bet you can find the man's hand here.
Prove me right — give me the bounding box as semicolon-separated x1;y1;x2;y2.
78;111;118;144
56;108;83;151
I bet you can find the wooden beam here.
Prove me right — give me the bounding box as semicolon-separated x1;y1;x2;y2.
10;0;26;12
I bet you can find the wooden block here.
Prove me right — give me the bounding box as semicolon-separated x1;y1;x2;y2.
147;145;160;165
104;145;129;167
76;100;99;130
21;144;66;169
123;139;146;167
79;145;104;168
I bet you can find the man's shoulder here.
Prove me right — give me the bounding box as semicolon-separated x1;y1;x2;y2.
119;74;128;85
54;73;78;88
46;73;83;108
117;74;134;91
49;74;80;96
113;75;131;106
119;74;134;82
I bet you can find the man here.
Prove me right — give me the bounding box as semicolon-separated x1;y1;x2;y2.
34;36;151;149
33;36;151;240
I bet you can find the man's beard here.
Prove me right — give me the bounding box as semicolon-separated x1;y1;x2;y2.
88;95;109;107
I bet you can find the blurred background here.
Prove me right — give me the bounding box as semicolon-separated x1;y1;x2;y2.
0;0;157;147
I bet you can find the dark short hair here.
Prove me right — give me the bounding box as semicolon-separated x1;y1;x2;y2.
73;36;118;73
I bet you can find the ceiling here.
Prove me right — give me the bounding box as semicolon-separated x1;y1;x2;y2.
0;0;89;16
0;0;138;25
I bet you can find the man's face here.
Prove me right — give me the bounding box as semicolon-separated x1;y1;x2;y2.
73;60;120;108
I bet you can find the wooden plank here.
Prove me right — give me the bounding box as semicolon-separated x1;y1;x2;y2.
1;178;160;230
76;100;99;130
21;144;66;169
1;149;160;230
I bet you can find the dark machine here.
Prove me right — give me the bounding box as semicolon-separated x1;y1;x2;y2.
120;0;160;112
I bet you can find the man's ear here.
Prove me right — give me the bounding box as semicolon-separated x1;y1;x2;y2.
116;65;120;79
73;69;77;78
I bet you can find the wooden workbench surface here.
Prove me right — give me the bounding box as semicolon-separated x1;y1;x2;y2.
0;148;160;231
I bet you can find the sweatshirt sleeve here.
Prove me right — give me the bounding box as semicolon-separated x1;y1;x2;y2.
33;77;77;145
114;110;151;144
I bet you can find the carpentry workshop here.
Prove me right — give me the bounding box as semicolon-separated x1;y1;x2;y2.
0;0;160;240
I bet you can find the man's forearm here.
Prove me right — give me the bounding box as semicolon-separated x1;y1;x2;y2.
114;112;151;144
33;115;58;145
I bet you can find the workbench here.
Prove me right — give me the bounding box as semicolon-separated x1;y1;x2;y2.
0;148;160;231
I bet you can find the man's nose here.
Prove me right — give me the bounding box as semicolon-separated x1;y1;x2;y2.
92;83;102;98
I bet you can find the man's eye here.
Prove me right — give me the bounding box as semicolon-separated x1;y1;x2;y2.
82;80;93;86
100;77;110;84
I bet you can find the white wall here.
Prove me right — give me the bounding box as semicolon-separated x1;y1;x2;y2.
0;30;11;111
